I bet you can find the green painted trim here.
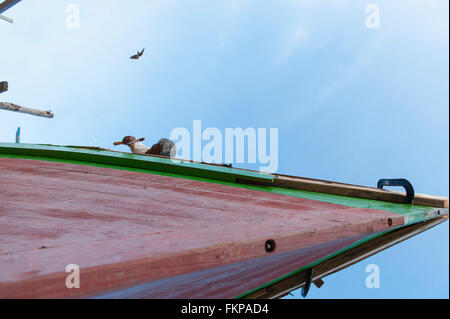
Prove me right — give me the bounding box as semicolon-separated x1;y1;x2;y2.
0;143;273;184
268;188;434;225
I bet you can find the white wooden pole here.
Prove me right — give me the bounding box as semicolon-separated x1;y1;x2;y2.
0;15;13;23
0;102;54;118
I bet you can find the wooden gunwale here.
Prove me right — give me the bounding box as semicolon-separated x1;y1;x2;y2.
0;143;447;209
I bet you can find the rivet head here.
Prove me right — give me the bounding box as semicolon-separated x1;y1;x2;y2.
265;239;276;253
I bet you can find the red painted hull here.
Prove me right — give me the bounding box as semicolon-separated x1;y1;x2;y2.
0;158;402;298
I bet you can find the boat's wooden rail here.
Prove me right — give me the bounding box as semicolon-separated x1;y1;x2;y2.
0;143;447;208
273;174;448;208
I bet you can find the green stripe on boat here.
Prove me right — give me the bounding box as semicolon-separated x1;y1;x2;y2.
0;143;273;184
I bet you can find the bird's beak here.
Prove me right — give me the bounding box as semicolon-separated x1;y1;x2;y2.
113;139;137;146
113;137;145;147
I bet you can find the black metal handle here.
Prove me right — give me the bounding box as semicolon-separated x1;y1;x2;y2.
377;178;415;204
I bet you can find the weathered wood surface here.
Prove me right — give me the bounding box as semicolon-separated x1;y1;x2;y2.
243;215;448;299
0;102;54;118
95;235;363;298
274;175;448;208
0;157;403;298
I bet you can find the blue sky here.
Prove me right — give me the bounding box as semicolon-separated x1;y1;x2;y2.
0;0;448;298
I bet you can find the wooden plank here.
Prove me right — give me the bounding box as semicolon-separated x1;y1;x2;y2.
243;215;448;299
1;142;446;208
0;14;13;23
95;236;362;298
0;102;54;118
0;157;403;298
0;81;7;93
274;175;448;208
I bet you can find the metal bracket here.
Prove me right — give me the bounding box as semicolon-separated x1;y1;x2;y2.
301;268;314;297
15;127;20;143
377;178;415;204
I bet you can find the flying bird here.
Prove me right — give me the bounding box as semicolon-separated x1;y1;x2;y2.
130;48;145;60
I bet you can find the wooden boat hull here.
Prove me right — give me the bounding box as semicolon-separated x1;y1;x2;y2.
0;144;446;299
